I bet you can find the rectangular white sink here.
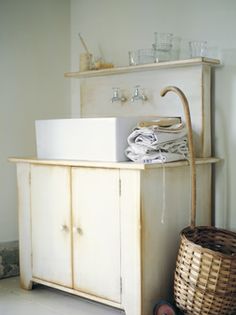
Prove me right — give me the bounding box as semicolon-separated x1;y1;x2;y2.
35;117;145;162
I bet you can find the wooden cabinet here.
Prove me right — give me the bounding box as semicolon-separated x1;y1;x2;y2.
30;165;72;287
72;167;121;302
29;164;121;304
11;57;220;314
11;157;218;315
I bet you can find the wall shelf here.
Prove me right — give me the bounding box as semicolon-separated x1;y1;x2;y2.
64;57;220;79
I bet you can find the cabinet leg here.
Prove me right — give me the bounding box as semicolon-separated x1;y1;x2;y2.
20;276;33;290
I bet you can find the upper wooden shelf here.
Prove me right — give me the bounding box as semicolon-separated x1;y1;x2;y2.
64;57;220;79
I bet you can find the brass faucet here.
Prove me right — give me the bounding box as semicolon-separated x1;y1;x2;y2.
160;86;196;228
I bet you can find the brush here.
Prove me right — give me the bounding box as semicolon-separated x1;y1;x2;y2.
78;33;90;55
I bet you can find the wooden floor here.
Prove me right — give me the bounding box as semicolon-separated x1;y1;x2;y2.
0;277;124;315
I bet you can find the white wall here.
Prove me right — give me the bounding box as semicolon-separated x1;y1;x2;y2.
71;0;236;231
0;0;70;241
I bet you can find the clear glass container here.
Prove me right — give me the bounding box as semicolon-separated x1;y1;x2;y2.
153;32;173;62
189;40;207;58
154;32;173;52
129;49;156;66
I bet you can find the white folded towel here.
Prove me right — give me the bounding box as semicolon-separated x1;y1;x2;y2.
125;123;189;164
127;123;187;149
125;148;186;163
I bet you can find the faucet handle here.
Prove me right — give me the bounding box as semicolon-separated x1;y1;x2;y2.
112;87;119;97
111;87;127;103
134;85;141;96
131;85;148;102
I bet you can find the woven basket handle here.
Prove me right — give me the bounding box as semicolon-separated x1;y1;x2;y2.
160;86;196;228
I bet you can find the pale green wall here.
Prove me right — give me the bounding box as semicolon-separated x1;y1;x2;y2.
1;0;235;241
70;0;236;231
0;0;70;241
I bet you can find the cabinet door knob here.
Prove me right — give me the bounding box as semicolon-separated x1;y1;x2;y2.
73;227;83;235
60;224;68;231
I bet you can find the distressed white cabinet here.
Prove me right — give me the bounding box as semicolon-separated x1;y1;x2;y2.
11;157;218;315
30;165;72;287
11;57;220;314
30;164;121;304
72;167;121;302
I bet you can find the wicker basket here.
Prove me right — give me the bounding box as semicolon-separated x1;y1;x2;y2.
175;226;236;315
160;86;236;315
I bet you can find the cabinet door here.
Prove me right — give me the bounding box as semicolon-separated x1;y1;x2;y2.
72;168;121;303
30;165;72;287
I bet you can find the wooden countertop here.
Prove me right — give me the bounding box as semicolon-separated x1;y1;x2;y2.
9;157;220;170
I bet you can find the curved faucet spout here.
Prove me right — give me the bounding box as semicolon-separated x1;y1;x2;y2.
160;85;196;228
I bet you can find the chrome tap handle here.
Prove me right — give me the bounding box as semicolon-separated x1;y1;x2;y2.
131;85;147;102
113;87;119;98
111;87;127;103
134;85;140;97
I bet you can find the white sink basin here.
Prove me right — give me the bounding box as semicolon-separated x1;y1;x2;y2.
35;117;145;162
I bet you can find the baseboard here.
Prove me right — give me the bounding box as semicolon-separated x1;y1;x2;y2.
0;241;19;279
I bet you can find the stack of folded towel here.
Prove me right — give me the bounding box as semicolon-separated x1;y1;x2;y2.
125;121;189;164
